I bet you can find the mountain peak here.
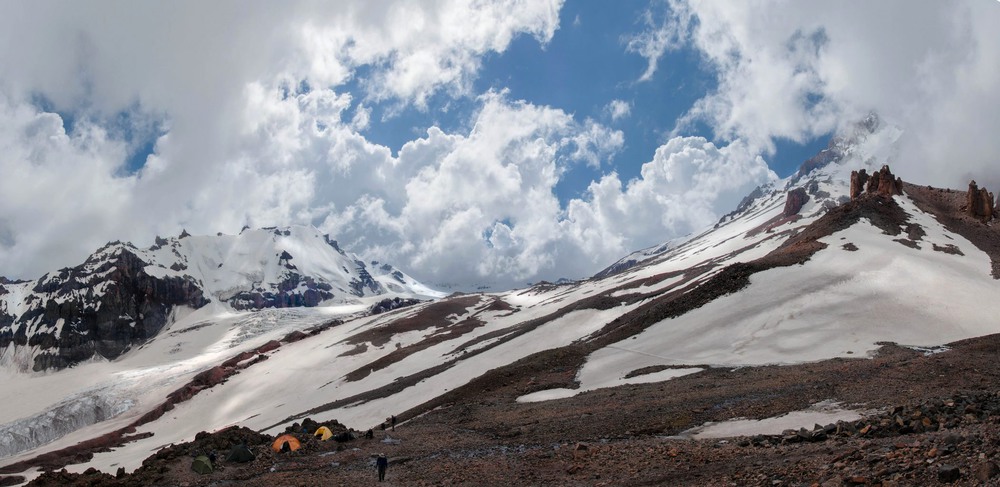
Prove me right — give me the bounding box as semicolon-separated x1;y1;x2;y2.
0;225;438;372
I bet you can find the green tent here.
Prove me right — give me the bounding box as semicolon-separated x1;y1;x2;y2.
192;455;213;475
226;444;255;463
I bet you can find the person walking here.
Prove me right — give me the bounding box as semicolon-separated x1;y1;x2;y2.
391;415;396;431
376;453;388;482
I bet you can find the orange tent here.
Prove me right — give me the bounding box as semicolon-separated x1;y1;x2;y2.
271;434;301;452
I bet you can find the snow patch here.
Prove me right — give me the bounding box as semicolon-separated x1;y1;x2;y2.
675;400;866;439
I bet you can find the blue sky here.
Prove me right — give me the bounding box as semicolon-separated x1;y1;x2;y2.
0;1;997;290
354;1;826;203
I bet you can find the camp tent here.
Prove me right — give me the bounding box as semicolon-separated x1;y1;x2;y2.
226;444;255;463
191;455;213;475
271;434;302;452
314;426;333;441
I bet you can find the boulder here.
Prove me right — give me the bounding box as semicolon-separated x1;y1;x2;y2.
783;188;809;217
938;464;961;483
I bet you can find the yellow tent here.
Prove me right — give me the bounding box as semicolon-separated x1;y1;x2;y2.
314;426;333;441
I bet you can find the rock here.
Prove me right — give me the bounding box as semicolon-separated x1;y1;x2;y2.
966;180;995;221
976;462;1000;482
0;477;26;487
850;169;869;200
13;247;210;371
938;464;961;483
851;165;902;199
866;169;881;194
871;165;901;196
783;188;809;216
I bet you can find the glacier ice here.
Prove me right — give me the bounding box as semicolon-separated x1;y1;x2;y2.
0;387;135;459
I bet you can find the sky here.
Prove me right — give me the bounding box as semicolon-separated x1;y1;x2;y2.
0;1;997;290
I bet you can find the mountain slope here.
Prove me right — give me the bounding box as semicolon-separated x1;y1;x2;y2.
0;226;439;372
1;130;998;484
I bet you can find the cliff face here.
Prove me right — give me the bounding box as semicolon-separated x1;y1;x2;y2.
1;246;208;371
0;226;436;372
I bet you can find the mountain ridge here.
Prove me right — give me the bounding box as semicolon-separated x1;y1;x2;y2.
0;225;439;372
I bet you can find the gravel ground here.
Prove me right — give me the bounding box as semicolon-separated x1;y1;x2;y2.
15;332;1000;487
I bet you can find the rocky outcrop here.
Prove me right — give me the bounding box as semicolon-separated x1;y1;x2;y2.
866;165;902;197
370;297;422;315
0;247;209;371
965;180;995;222
851;165;902;201
0;226;432;371
227;273;334;310
782;188;809;217
850;169;868;200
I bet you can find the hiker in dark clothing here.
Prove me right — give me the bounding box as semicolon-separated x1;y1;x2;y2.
366;429;374;439
380;422;386;431
391;415;396;431
208;450;217;465
376;454;388;481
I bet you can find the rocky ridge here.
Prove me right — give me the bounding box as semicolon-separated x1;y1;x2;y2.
0;226;434;371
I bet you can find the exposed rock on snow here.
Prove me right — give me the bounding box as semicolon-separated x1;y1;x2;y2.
852;165;902;201
782;187;809;217
4;247;209;371
966;180;995;222
0;226;438;371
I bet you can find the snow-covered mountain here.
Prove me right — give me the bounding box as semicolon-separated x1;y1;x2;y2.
1;119;998;484
0;226;440;372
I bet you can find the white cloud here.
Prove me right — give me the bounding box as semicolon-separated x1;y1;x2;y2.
3;0;993;293
637;1;1000;188
0;0;569;286
625;0;693;82
606;99;631;122
564;137;776;262
321;91;626;288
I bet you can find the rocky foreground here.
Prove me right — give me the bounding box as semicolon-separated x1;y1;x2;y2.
6;331;1000;487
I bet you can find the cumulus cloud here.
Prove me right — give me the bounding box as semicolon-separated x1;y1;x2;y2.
3;0;992;292
320;91;626;288
634;1;1000;187
564;137;776;262
0;0;569;285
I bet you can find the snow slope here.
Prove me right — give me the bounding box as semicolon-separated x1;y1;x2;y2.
135;225;441;306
